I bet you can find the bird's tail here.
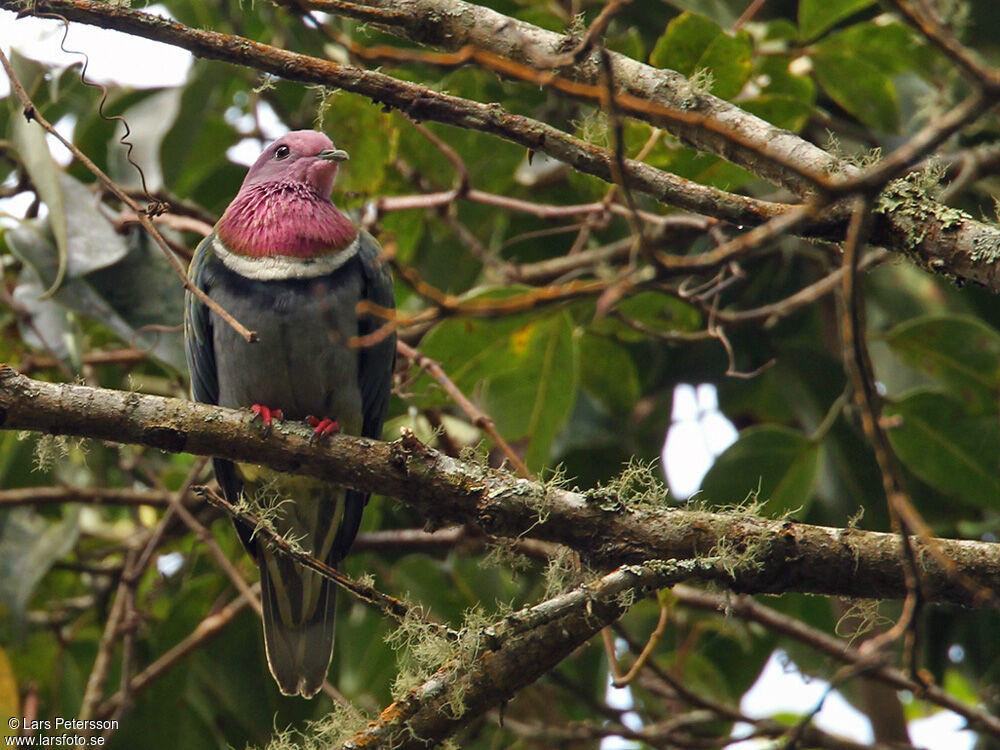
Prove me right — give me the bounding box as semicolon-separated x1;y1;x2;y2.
259;547;337;697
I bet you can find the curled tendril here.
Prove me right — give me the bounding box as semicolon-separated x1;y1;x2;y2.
25;7;161;209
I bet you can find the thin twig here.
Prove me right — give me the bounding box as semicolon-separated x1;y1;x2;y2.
882;0;1000;89
17;348;153;375
95;592;253;718
397;340;534;479
159;458;264;615
77;545;138;721
0;47;257;344
535;0;632;68
611;598;670;688
674;585;1000;738
198;485;449;633
840;196;925;651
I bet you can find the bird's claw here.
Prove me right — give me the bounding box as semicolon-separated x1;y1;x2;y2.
306;416;340;444
250;404;283;435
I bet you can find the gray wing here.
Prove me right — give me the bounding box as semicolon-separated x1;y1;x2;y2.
356;230;397;441
184;233;219;406
329;230;395;561
184;234;245;510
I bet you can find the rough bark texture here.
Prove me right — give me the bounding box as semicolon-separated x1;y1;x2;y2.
308;0;842;196
343;560;714;749
1;366;997;608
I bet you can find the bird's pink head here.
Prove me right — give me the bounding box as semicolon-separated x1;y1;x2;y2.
217;130;357;259
241;130;349;196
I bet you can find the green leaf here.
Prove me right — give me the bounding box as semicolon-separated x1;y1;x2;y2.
699;29;754;100
884;314;1000;412
11;113;68;298
812;47;900;132
85;228;187;371
650;13;725;76
768;595;840;674
650;13;752;99
336;603;396;704
762;19;800;41
11;265;76;366
379;210;425;266
8;50;48;100
885;390;1000;509
654;649;734;705
649;146;756;190
0;433;41;492
819;22;920;75
605;26;645;61
941;669;980;708
742;55;816;130
320;91;398;197
758;56;817;102
668;0;736;27
799;0;875;40
160;62;243;209
513;7;565;32
418;299;579;471
741;95;813;131
0;508;80;633
589;291;702;342
4;168;130;282
699;426;821;516
6;220;184;371
57;172;132;276
578;334;640;414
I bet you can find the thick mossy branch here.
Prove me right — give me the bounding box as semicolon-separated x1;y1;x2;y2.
1;366;998;608
343;559;720;749
308;0;842;196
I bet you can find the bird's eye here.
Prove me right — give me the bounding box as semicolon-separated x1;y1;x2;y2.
274;145;291;160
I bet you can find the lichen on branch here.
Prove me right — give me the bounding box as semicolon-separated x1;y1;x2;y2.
0;366;997;608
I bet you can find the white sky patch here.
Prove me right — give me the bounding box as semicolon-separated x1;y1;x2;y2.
156;551;185;577
0;192;38;227
48;114;76;167
731;650;977;750
226;137;266;167
601;639;643;750
910;709;975;750
0;5;192;95
736;650;873;745
226;100;288;165
663;383;738;498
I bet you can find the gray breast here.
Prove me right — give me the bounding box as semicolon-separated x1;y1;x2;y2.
207;257;365;434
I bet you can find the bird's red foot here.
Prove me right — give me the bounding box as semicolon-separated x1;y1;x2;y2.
306;416;340;444
250;404;284;435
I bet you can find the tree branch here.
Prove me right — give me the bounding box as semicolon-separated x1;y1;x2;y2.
95;592;253;718
295;0;1000;290
7;1;1000;291
304;0;840;196
1;366;997;608
674;585;1000;737
341;559;718;749
3;0;781;226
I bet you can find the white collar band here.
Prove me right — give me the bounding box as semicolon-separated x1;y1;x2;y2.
212;235;360;281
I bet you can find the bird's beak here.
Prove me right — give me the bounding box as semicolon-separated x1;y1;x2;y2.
317;148;350;162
